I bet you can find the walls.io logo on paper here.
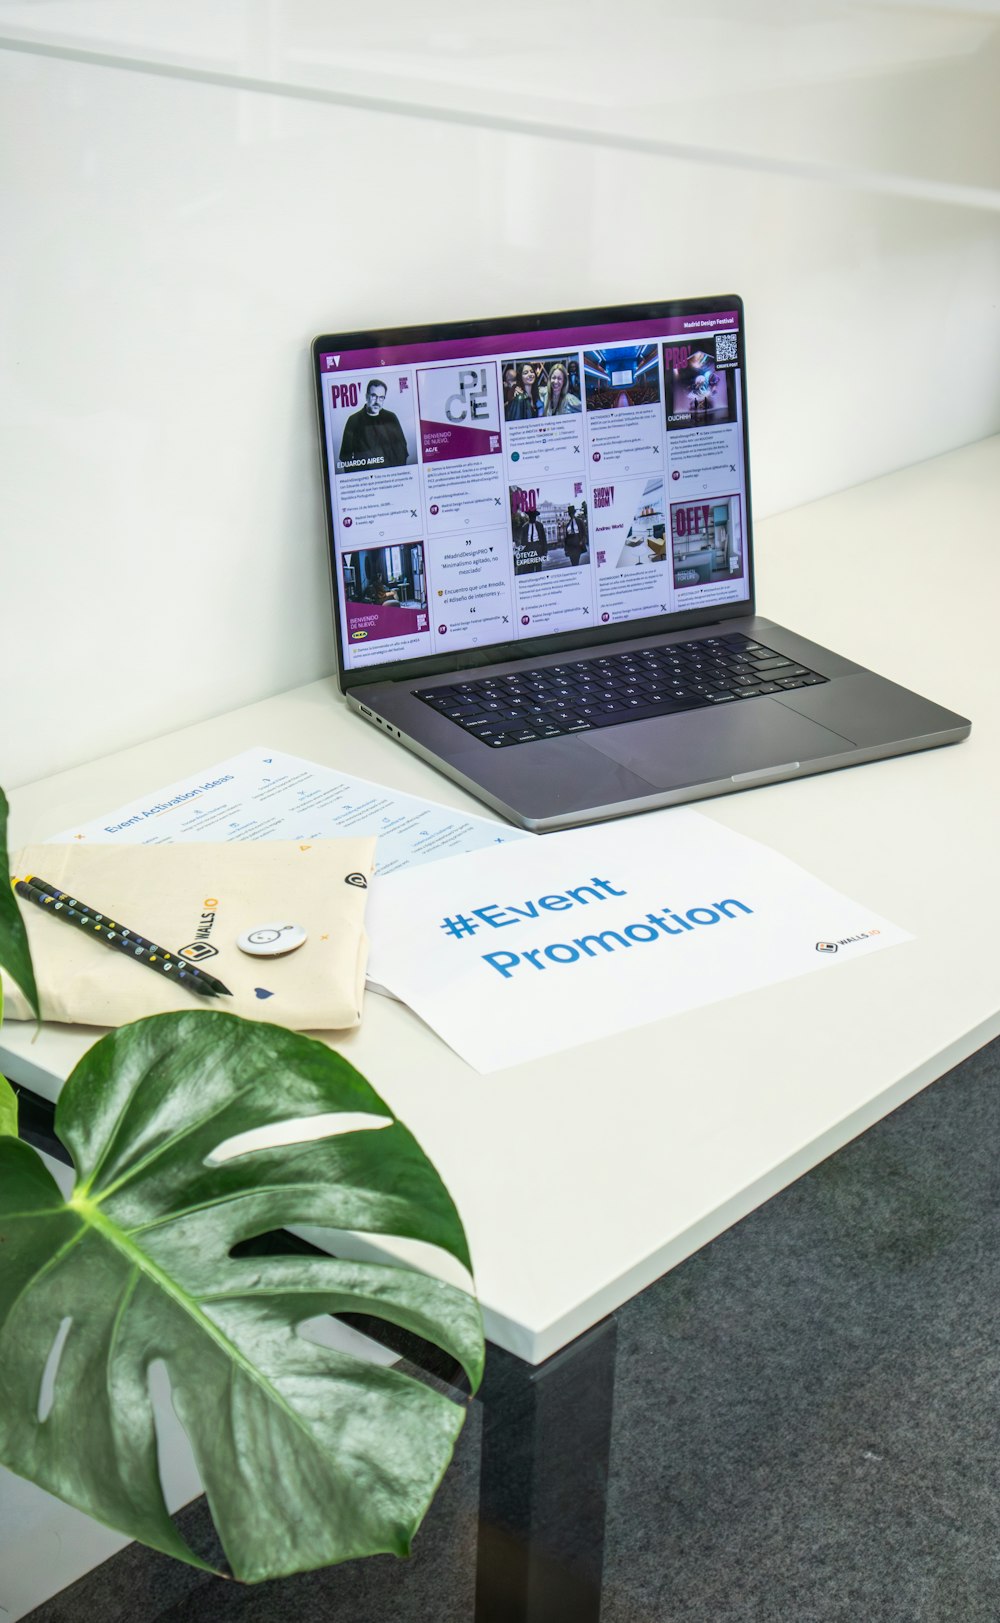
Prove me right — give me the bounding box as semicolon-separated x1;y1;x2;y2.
816;929;881;954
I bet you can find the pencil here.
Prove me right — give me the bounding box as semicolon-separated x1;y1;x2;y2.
12;875;232;1000
21;873;232;996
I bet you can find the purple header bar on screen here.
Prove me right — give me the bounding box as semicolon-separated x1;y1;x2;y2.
319;310;739;372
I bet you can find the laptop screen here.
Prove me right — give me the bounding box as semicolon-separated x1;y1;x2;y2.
313;296;752;684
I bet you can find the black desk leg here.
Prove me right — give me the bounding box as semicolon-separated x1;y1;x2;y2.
474;1316;618;1623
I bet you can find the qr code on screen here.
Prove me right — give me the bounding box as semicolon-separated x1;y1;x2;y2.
715;331;738;363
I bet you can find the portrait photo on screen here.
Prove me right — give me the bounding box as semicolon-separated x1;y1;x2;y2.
502;355;583;421
329;371;419;474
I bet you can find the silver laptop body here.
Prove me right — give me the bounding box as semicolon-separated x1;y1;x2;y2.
313;296;969;832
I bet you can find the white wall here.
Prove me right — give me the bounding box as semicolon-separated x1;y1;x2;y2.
3;3;999;789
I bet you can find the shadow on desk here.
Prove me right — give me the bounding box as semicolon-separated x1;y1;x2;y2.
20;1035;1000;1623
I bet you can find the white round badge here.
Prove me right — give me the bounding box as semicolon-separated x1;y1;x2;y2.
236;923;308;958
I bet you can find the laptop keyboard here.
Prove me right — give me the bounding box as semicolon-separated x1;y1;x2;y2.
413;634;828;749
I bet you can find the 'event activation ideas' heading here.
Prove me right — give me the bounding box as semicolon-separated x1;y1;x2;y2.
104;775;236;833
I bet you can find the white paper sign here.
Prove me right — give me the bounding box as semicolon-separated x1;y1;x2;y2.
365;809;911;1072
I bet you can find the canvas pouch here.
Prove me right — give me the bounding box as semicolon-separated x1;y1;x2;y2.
3;838;375;1031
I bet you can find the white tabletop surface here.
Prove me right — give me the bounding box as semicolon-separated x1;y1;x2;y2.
4;436;998;1365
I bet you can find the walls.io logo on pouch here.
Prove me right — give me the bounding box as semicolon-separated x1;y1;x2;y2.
180;898;220;961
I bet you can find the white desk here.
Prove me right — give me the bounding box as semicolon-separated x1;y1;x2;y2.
3;437;999;1622
4;437;999;1374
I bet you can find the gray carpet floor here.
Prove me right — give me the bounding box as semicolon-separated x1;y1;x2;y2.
24;1036;1000;1622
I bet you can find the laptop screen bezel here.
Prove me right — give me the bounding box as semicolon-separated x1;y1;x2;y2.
312;293;756;691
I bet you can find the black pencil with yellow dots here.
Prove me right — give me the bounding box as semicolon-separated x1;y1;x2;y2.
11;874;232;1000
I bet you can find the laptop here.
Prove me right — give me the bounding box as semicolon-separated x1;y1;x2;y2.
312;295;969;831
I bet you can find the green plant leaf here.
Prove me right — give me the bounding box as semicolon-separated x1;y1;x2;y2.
0;1073;16;1137
0;1010;483;1582
0;786;39;1020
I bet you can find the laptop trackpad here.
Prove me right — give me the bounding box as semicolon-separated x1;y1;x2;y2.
586;700;855;791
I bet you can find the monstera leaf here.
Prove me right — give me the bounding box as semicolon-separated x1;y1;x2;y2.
0;785;39;1021
0;1072;15;1137
0;1011;483;1581
1;782;36;1135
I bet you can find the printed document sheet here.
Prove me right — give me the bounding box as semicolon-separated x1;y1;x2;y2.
365;809;911;1072
52;747;527;874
